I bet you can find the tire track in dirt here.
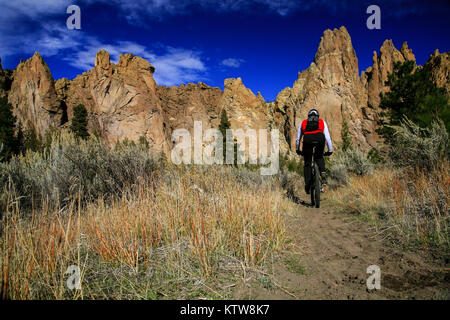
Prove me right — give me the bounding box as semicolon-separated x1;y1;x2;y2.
233;199;449;300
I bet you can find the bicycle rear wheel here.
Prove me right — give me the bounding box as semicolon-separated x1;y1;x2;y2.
314;162;320;208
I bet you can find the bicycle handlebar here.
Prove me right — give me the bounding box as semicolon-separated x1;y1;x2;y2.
297;150;333;156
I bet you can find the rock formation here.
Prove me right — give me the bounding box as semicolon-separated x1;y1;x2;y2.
156;82;222;137
156;77;270;158
55;50;169;154
8;52;64;134
219;78;268;131
363;40;416;109
424;49;450;96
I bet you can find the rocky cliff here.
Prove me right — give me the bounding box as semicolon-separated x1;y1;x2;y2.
156;77;270;158
55;50;169;154
362;40;416;110
156;82;222;138
424;49;450;96
8;52;64;134
3;26;448;157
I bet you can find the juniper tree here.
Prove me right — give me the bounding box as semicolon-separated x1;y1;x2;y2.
70;104;89;140
378;60;449;141
218;109;231;161
218;109;239;165
0;96;20;160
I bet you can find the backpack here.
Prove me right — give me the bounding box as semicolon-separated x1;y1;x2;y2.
305;114;319;132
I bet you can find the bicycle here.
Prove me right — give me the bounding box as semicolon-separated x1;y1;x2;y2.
298;146;331;208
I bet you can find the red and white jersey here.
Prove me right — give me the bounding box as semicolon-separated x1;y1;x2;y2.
296;118;333;152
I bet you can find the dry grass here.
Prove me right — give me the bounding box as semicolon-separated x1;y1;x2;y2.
1;164;293;299
329;159;450;250
1;200;82;299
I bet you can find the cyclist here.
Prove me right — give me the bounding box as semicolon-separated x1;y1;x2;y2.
296;109;333;194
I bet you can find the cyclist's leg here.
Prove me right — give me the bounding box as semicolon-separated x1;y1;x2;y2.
313;135;327;189
314;135;326;174
302;141;313;193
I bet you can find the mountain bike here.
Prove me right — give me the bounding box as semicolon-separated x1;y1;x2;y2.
298;146;331;208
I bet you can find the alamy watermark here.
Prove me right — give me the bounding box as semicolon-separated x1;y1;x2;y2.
366;265;381;290
366;5;381;30
171;121;279;175
65;265;81;290
66;5;81;30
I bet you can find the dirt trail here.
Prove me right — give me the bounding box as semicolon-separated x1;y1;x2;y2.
233;198;449;300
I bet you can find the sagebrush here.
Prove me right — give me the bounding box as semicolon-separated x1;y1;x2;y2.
0;130;161;211
0;132;294;299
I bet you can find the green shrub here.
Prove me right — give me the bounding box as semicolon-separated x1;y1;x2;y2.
328;148;374;187
279;153;303;175
388;117;448;169
0;131;160;211
138;136;149;149
278;171;301;201
22;125;42;153
368;147;385;165
340;120;353;152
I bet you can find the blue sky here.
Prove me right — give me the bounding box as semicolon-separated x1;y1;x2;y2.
0;0;449;101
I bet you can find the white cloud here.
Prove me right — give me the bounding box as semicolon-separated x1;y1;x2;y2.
0;21;85;59
0;0;82;58
221;58;244;68
151;47;206;85
64;39;207;86
0;1;208;86
0;0;71;21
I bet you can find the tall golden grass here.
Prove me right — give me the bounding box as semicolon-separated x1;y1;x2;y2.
1;165;292;299
329;159;449;248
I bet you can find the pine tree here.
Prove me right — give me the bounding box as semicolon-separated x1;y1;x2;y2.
217;109;240;164
218;109;231;138
0;96;20;160
219;109;242;166
379;60;449;140
218;109;231;161
70;104;89;140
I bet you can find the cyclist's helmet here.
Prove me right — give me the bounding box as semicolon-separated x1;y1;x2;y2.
308;109;319;117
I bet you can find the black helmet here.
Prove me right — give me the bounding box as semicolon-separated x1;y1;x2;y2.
308;109;319;117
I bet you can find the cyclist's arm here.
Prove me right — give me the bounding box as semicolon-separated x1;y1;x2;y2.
324;121;333;152
296;122;303;150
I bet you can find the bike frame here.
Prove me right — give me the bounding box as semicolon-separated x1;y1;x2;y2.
308;144;330;208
